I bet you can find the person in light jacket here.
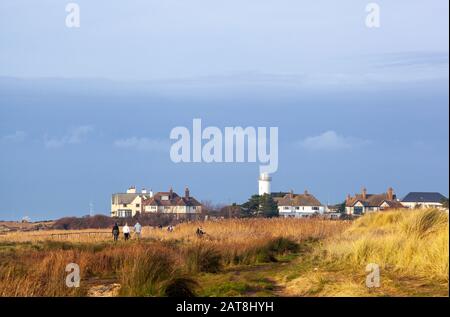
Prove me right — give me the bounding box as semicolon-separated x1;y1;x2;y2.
123;223;131;241
134;222;142;239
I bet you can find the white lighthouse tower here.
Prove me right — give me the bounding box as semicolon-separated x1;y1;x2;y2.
258;172;271;196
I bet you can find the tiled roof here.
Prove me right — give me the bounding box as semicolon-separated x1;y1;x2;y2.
277;192;323;207
346;192;404;208
142;191;202;207
401;192;447;203
112;193;153;205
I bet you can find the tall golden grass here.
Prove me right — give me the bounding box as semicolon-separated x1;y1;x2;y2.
324;209;449;282
0;218;348;297
0;218;349;243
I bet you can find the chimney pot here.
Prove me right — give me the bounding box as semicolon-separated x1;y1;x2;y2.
361;187;367;200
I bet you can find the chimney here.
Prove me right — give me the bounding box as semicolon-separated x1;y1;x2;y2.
346;194;351;204
149;189;153;198
361;187;367;200
387;187;394;201
304;189;309;195
141;188;147;194
185;186;190;198
169;187;173;199
289;189;294;199
127;186;136;194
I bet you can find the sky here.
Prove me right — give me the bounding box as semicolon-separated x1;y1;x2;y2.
0;1;448;220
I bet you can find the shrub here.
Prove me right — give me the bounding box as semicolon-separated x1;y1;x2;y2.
164;277;198;297
118;245;177;296
185;244;222;273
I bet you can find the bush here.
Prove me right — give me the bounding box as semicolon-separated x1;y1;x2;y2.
266;237;299;254
164;277;198;297
119;245;177;296
185;244;222;273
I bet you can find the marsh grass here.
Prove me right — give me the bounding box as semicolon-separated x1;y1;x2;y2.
1;218;338;296
1;212;447;297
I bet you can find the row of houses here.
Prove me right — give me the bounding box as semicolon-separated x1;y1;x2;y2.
111;185;447;219
277;187;447;218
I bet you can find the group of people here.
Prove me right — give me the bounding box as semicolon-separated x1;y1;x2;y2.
112;222;142;241
111;222;207;241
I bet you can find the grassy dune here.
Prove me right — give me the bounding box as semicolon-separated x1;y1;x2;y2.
0;212;447;297
326;209;448;281
282;209;449;296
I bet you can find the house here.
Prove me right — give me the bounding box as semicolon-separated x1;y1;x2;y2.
142;187;202;219
345;187;405;216
277;190;325;218
111;186;153;218
401;192;448;209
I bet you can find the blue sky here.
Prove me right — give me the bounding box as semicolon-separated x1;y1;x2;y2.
0;1;448;220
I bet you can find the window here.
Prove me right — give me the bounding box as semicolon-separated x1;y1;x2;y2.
118;210;132;218
295;207;300;210
354;207;363;215
123;204;127;207
136;204;140;207
312;206;319;211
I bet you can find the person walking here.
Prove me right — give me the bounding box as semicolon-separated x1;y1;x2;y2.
112;223;119;241
123;223;131;241
134;222;142;239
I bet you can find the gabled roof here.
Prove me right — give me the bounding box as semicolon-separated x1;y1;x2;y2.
112;193;152;204
346;193;402;208
277;192;323;207
401;192;447;203
383;200;405;209
142;191;202;207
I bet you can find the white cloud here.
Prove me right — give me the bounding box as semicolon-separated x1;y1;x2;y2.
298;131;369;151
0;131;26;143
114;137;169;152
44;125;94;148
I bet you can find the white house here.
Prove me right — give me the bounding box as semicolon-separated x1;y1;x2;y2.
401;192;447;209
277;190;325;218
111;186;153;218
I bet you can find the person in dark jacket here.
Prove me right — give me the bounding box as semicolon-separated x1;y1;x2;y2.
196;227;205;237
112;223;119;241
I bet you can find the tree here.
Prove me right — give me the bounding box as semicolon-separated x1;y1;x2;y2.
259;194;279;218
337;201;346;214
241;194;261;217
241;194;279;218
